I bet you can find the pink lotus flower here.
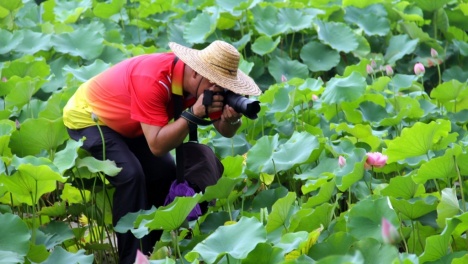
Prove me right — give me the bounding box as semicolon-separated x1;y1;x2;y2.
365;152;388;169
381;218;399;244
385;65;394;76
135;250;150;264
281;75;287;82
414;62;425;76
338;156;346;168
430;48;438;58
312;94;318;101
370;59;377;69
366;64;373;75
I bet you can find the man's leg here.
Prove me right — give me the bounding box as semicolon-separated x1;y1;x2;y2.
68;126;149;264
125;136;177;249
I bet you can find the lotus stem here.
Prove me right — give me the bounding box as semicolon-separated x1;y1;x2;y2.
454;156;466;212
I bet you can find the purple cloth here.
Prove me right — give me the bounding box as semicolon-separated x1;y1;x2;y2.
164;180;202;221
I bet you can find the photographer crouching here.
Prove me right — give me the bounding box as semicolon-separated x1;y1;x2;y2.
62;40;261;264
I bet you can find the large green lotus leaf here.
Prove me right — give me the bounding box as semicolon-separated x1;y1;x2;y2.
60;183;90;205
274;231;308;253
251;186;288;212
39;202;66;218
53;0;92;24
389;74;418;92
289;203;334;232
322;72;366;105
335;148;366;192
359;101;389;123
1;56;50;78
15;30;51;54
221;155;244;179
211;134;251;158
0;29;23;54
0;251;24;263
309;232;355;260
52;23;104;60
344;5;390;36
381;175;425;199
390;196;438;220
53;139;82;174
241;242;284;264
347;196;399;241
443;66;468;83
453;40;468;56
36;221;74;250
245;134;279;177
201;177;243;202
251;5;288;37
251;36;280;56
384;34;419;64
384;120;452;164
268;56;309;83
332;123;382;151
0;213;30;257
300;41;340;72
93;0;125;18
9;117;68;157
412;146;461;184
315;251;364;264
315;20;359;53
414;0;451;12
419;218;460;263
185;217;266;263
302;178;335;206
353;238;400;264
270;132;321;173
183;11;219;44
352;33;371;58
277;8;323;32
266;192;296;233
436;188;460;228
146;194;202;231
430;80;468;112
76;156;122;177
63;59;112;82
115;207;156;238
0;163;66;205
42;247;93;264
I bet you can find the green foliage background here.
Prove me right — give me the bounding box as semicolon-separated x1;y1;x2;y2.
1;0;468;263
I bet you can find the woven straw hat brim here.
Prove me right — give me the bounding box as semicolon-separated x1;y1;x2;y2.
169;42;262;96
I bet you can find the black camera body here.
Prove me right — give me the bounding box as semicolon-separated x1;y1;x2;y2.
203;90;260;119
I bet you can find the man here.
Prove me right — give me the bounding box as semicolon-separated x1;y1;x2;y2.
63;40;261;263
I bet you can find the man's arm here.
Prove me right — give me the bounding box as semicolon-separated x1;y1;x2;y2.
212;105;242;138
141;118;190;156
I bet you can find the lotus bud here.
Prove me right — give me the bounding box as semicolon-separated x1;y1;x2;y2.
91;112;99;123
381;218;399;244
281;75;287;82
430;48;438;58
414;63;425;76
370;59;377;69
385;65;394;76
338;156;346;168
366;64;373;75
312;94;318;101
15;120;20;130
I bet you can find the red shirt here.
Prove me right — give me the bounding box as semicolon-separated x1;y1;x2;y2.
66;53;191;138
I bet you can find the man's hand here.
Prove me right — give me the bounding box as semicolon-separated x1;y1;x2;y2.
191;85;224;118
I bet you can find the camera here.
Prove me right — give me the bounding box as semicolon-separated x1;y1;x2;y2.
203;90;260;119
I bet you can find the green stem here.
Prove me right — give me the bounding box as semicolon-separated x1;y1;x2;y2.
454;156;466;212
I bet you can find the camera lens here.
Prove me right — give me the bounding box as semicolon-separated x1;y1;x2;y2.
224;91;260;119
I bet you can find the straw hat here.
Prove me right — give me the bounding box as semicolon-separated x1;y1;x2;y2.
169;41;262;96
